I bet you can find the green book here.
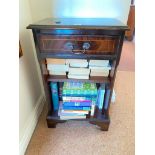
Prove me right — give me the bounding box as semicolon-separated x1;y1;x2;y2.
63;82;97;96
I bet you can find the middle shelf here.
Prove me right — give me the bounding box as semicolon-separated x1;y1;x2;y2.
42;58;114;83
47;75;111;84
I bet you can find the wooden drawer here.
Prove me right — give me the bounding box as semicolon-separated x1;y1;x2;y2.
37;35;119;55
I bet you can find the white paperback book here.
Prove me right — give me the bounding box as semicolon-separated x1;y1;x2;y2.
49;70;66;75
70;61;88;68
61;110;89;114
66;59;87;64
47;64;69;71
90;71;109;77
89;60;110;67
46;58;66;65
66;59;88;67
68;67;90;75
89;66;111;70
60;115;86;120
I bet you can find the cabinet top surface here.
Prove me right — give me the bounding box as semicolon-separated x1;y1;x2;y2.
27;18;128;30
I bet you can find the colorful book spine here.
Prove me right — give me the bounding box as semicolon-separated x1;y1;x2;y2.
63;82;97;96
63;100;91;103
62;96;93;101
62;90;97;96
62;106;91;111
97;84;105;109
61;110;89;114
90;103;95;116
60;115;86;120
59;113;85;116
63;101;92;107
62;94;97;97
50;82;59;111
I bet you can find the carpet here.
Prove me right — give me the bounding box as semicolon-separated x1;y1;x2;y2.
25;71;135;155
118;41;135;71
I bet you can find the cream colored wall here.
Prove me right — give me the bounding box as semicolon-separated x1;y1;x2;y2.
19;0;45;154
29;0;52;22
29;0;130;24
51;0;130;24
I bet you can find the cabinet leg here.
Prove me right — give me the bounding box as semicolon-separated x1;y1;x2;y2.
90;120;110;131
125;35;134;41
95;122;110;131
47;120;57;128
99;123;110;131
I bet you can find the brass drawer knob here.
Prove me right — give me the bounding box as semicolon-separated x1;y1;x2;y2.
65;42;74;50
83;42;90;50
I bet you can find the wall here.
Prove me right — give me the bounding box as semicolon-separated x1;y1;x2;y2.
51;0;130;24
28;0;130;24
29;0;52;22
19;0;45;154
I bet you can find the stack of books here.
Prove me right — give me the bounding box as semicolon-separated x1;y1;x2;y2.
66;59;90;79
89;60;111;77
66;59;88;68
58;82;98;120
46;58;68;75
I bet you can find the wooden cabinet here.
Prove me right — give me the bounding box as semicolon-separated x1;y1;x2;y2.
27;18;128;131
125;5;135;41
37;34;119;55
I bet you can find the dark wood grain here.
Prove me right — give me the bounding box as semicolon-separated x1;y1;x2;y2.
27;18;128;30
38;29;125;36
125;5;135;41
40;52;117;60
27;18;128;131
47;75;111;84
37;35;119;55
47;108;110;130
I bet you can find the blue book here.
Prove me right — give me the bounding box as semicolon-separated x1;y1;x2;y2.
62;106;91;111
104;88;111;110
62;94;97;97
63;101;92;107
59;113;85;116
50;82;59;111
97;84;105;109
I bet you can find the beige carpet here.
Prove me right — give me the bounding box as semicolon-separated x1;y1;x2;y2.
118;41;135;71
25;71;135;155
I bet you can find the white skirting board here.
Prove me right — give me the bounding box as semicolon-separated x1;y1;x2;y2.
19;94;45;155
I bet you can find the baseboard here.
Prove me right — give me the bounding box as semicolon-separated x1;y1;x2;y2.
19;94;45;155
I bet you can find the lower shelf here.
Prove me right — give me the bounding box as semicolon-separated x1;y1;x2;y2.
46;108;110;131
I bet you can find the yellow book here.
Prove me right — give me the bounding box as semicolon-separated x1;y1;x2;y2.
46;58;66;64
49;70;66;75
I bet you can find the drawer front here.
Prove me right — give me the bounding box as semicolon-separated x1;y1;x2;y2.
37;35;119;55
